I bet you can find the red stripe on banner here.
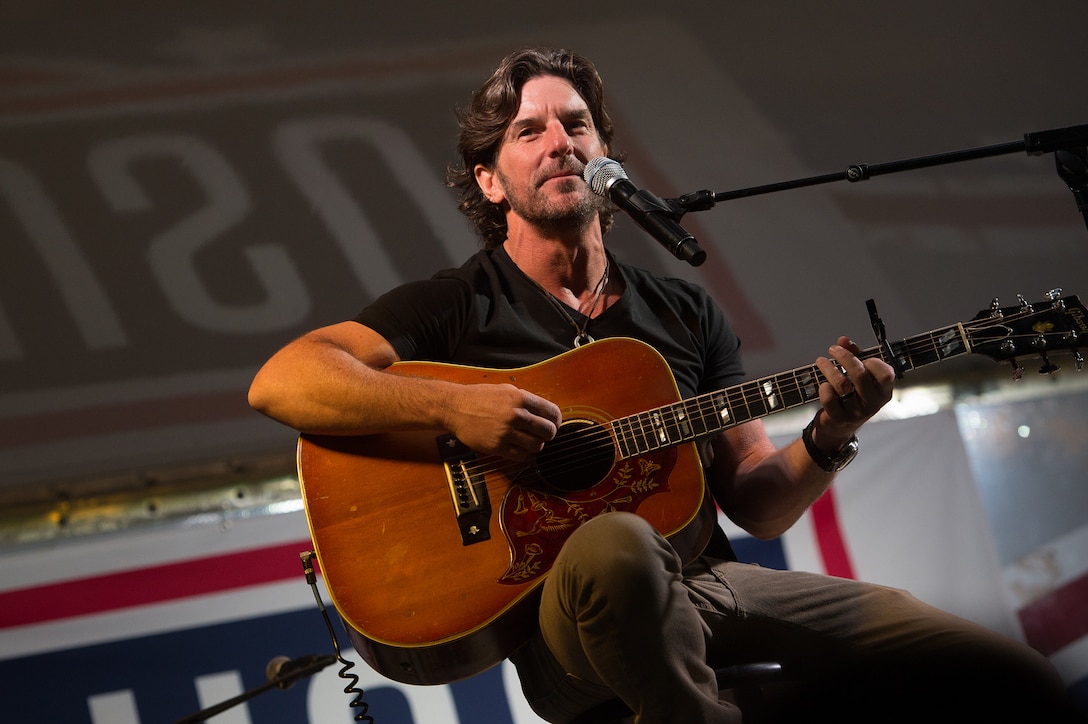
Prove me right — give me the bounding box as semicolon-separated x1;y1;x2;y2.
1017;570;1088;657
0;539;316;629
811;490;856;579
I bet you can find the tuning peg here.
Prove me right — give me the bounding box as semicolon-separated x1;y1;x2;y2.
1045;287;1068;312
1070;329;1083;371
1032;333;1060;374
1010;359;1025;380
1017;294;1034;312
990;298;1003;318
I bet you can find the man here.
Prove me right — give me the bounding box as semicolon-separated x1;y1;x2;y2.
249;48;1076;723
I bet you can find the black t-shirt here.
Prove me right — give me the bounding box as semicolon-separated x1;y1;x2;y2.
354;246;746;559
356;246;745;396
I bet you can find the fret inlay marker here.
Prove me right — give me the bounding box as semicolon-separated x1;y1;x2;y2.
938;330;961;357
800;372;817;400
713;393;730;422
652;412;667;443
677;408;692;437
762;381;779;409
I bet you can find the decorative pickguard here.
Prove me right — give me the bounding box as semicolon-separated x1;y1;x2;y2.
497;448;677;584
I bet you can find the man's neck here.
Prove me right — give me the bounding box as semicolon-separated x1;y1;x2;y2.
504;233;607;302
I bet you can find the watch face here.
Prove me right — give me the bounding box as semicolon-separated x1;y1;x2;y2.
830;438;859;471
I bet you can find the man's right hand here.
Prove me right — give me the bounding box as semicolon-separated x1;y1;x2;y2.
444;383;562;462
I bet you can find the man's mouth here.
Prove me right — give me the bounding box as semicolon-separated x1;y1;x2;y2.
540;165;585;186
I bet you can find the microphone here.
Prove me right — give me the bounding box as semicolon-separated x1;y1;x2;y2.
583;157;706;266
265;653;336;689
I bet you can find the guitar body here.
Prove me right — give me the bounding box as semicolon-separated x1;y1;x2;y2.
297;338;713;685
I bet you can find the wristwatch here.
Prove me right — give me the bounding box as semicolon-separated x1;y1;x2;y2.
802;413;859;473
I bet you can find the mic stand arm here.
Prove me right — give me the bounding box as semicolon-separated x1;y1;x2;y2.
668;123;1088;234
172;654;336;724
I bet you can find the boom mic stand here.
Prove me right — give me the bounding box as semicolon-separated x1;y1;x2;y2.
172;653;336;724
657;122;1088;374
666;123;1088;235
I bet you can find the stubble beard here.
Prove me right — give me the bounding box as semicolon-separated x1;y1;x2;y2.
499;166;608;238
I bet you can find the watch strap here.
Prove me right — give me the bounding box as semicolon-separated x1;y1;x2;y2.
802;412;859;473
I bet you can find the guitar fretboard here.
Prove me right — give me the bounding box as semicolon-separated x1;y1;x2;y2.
611;322;970;458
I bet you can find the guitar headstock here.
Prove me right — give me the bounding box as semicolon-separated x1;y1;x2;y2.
965;290;1086;378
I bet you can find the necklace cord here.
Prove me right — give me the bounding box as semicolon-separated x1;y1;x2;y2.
528;260;610;348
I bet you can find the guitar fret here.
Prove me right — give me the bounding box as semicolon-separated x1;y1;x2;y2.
745;380;765;421
937;327;967;360
889;338;916;372
626;414;647;455
700;392;731;432
631;412;654;453
779;370;815;408
740;381;767;421
673;402;695;439
661;403;688;444
613;416;635;458
650;411;669;445
685;397;713;437
797;369;820;403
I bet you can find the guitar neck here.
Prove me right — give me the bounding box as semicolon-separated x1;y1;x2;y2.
610;321;970;459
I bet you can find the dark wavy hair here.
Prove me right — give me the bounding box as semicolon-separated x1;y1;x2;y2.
447;48;624;248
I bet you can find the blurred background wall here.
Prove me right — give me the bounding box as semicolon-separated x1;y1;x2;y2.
1;2;1086;722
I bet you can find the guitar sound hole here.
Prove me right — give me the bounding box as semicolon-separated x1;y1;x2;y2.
535;419;616;492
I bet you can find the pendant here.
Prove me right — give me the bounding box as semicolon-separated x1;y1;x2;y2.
574;332;594;347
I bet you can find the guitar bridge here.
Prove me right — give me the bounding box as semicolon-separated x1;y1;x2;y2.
437;434;492;546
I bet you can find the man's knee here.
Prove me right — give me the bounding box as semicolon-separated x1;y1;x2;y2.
555;512;682;598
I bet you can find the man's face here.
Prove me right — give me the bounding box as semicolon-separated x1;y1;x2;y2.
478;75;609;234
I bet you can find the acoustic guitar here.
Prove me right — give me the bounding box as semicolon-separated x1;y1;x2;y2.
297;291;1085;685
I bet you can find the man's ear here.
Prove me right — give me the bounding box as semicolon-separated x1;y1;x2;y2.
474;164;504;204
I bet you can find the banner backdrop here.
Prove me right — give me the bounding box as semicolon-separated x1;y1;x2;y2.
3;409;1085;722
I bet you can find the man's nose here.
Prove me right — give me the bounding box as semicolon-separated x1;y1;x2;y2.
546;123;575;156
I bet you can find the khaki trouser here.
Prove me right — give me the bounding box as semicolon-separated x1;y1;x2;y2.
510;511;1076;724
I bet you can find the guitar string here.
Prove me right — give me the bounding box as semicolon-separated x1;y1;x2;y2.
458;322;1055;482
451;301;1071;485
495;296;974;474
460;330;958;482
467;330;961;481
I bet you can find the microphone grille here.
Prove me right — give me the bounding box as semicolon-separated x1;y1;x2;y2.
582;157;627;197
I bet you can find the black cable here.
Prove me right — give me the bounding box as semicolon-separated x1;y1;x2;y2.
299;550;374;723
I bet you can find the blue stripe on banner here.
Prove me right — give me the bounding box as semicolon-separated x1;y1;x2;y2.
2;608;520;724
730;536;788;570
